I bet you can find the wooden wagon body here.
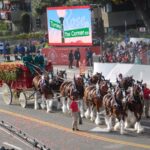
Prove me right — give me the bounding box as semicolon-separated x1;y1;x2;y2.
0;61;53;108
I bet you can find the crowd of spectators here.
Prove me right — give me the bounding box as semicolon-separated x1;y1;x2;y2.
99;41;150;64
1;38;46;61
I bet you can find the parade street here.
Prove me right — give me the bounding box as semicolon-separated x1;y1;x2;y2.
0;66;150;150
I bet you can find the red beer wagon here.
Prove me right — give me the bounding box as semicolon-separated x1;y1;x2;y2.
0;61;53;108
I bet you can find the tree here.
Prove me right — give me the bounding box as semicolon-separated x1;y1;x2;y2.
35;0;68;15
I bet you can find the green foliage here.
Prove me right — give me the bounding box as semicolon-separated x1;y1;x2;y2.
0;21;8;30
0;31;12;36
0;32;44;40
34;0;129;15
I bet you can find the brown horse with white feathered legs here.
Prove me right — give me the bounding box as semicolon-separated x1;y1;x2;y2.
60;75;85;117
124;81;144;133
84;80;110;125
33;74;54;112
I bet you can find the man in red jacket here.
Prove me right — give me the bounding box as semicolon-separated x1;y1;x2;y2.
70;99;79;131
143;83;150;118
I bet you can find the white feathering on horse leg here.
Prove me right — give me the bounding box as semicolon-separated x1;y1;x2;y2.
34;93;39;110
40;101;46;110
46;100;50;113
67;98;70;111
114;122;120;131
85;108;90;119
79;100;85;118
136;122;144;133
62;98;68;114
134;122;138;131
109;117;113;129
120;120;125;135
48;100;53;112
105;116;111;132
40;95;46;110
80;107;85;118
95;113;102;125
90;110;95;122
124;120;129;129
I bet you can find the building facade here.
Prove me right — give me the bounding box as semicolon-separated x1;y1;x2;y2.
0;0;31;32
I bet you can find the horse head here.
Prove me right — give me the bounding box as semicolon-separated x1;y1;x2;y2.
120;76;134;91
133;83;143;98
57;70;67;79
115;86;126;100
73;75;85;98
89;72;103;84
74;75;84;87
99;80;109;96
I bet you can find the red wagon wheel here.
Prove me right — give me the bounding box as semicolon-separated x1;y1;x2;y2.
2;83;12;105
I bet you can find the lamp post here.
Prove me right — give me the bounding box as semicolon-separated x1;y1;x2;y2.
57;10;66;43
59;17;64;43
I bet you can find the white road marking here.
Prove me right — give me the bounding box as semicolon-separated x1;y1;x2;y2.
3;142;23;150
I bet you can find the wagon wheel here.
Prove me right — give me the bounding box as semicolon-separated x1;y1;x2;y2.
19;92;27;108
2;83;12;105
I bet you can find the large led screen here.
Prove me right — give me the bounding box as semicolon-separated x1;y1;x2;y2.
47;6;92;46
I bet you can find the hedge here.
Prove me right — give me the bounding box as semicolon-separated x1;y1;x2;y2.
0;32;45;41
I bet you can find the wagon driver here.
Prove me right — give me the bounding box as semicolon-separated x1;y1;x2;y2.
22;51;35;75
34;50;45;71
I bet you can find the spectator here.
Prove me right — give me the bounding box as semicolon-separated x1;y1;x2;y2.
3;45;10;61
13;45;19;60
143;83;150;118
68;50;74;69
86;48;93;66
30;43;36;54
74;48;80;67
18;43;25;59
134;55;141;64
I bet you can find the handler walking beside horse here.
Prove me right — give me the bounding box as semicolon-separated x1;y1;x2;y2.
70;98;80;131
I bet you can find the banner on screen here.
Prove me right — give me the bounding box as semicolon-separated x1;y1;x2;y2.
47;6;92;46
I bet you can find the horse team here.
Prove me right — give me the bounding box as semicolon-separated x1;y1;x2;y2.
32;71;145;135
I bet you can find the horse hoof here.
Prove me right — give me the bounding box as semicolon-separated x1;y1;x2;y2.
95;121;103;125
120;130;127;135
107;128;112;132
137;128;144;134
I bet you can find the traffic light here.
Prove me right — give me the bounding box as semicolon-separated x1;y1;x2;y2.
36;18;41;28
